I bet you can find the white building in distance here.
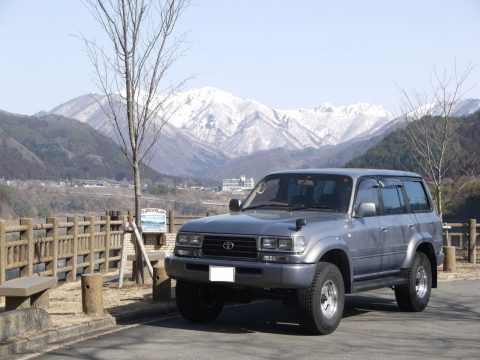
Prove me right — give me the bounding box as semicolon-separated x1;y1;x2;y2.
222;176;255;192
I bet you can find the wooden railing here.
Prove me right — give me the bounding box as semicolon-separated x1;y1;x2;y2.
0;210;207;284
0;214;125;284
3;212;473;284
443;219;478;264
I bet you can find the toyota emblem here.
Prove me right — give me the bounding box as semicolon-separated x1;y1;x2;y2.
222;241;235;250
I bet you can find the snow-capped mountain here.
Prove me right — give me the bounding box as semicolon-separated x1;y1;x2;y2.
279;102;394;144
48;87;480;178
159;87;395;156
49;93;229;177
50;87;397;159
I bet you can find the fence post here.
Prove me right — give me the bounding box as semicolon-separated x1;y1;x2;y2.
20;218;34;277
443;224;451;246
168;211;175;233
0;220;6;284
81;273;103;315
66;216;78;282
152;264;171;302
85;216;96;274
100;215;111;272
443;246;456;272
46;217;59;278
469;219;477;264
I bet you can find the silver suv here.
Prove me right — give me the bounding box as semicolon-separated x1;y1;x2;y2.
165;169;444;335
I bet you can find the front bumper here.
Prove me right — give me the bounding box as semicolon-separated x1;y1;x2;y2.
165;255;317;289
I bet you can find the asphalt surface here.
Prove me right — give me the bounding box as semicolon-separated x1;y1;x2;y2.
21;280;480;360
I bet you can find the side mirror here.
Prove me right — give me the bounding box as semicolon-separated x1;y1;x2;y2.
229;199;242;212
355;203;376;218
296;218;307;231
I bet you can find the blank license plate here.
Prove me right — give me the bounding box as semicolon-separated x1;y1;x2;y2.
209;266;235;282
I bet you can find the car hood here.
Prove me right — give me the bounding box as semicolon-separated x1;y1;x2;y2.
179;210;348;237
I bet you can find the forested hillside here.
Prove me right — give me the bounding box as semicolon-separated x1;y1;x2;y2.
347;112;480;176
0;110;160;181
346;111;480;219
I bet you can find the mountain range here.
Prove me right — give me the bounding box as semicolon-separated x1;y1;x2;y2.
48;87;480;180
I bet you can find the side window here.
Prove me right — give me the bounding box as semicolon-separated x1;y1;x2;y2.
380;186;406;215
354;178;380;215
403;180;431;212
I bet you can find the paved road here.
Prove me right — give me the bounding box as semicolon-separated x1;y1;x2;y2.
24;280;480;360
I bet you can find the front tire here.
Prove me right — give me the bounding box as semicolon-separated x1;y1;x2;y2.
297;262;345;335
176;280;224;323
395;252;432;312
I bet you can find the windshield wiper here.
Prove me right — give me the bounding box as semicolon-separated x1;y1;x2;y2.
288;205;339;212
243;203;289;211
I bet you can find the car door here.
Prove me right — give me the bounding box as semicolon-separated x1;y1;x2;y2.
349;177;386;277
378;177;415;271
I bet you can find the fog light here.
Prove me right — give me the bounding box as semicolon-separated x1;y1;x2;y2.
263;255;289;262
176;249;195;256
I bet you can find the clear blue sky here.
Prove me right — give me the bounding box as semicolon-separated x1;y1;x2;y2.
0;0;479;115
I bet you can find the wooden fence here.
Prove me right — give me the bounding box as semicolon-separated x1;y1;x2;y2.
443;219;478;264
1;213;477;284
0;211;206;285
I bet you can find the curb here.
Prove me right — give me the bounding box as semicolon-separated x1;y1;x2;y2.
438;273;480;282
113;301;177;324
0;302;178;358
0;317;115;357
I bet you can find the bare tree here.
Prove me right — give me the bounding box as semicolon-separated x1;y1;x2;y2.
400;62;474;218
83;0;189;283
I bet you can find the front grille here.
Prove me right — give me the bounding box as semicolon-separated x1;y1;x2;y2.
202;235;258;259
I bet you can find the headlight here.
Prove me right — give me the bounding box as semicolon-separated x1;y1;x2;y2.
260;236;307;254
178;233;189;245
176;232;203;247
278;238;293;251
261;237;277;249
190;234;202;246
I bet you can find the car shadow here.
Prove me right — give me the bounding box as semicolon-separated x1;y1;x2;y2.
144;292;401;336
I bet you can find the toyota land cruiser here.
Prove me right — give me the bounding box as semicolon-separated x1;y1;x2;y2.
165;169;444;334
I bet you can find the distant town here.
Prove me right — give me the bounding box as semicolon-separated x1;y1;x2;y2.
1;175;256;193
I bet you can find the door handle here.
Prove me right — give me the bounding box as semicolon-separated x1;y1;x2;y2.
381;227;388;232
409;224;415;230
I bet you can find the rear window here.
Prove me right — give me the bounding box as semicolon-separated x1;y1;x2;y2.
403;180;431;212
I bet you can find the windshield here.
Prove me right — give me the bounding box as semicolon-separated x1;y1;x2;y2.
242;173;353;212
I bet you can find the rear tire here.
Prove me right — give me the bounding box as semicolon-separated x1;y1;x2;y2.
297;262;345;335
176;280;224;323
395;252;432;312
